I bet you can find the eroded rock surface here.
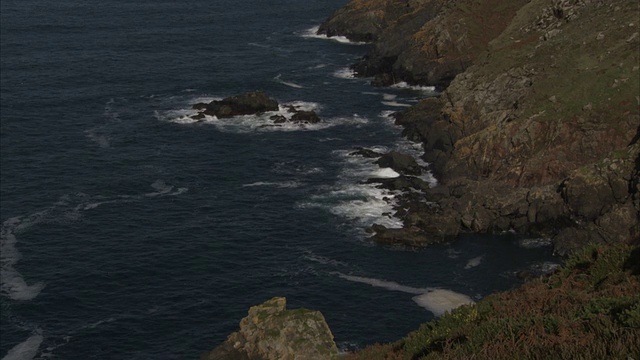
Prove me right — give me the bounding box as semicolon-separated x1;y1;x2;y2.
193;91;279;118
203;297;338;360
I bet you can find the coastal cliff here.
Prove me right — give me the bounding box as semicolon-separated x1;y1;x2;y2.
205;1;638;358
322;0;639;254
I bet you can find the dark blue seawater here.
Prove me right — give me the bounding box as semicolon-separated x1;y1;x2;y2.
1;1;557;358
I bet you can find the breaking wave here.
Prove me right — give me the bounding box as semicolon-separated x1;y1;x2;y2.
300;26;368;45
158;99;369;133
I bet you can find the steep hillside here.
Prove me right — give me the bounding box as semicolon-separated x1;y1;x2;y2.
347;244;640;359
320;0;640;254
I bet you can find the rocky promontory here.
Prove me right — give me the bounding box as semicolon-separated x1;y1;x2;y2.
320;0;639;254
202;297;338;360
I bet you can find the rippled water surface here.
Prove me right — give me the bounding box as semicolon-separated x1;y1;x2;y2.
0;1;556;358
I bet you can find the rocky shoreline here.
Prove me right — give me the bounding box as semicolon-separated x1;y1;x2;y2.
205;0;638;357
321;0;639;255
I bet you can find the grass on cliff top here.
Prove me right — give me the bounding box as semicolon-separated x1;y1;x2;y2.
347;243;640;360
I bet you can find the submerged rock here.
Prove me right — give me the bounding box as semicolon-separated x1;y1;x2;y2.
202;297;338;360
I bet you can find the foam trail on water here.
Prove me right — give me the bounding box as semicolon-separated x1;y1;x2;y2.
242;181;301;189
1;334;43;360
335;273;425;294
335;273;474;316
464;255;484;269
1;181;186;301
301;26;368;45
298;148;403;229
412;290;475;317
518;237;553;249
390;82;438;94
274;74;304;89
333;67;356;79
1;218;46;301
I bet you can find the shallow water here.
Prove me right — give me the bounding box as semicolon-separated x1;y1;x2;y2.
0;0;556;358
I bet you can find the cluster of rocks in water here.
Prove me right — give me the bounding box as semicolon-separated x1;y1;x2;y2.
189;91;321;126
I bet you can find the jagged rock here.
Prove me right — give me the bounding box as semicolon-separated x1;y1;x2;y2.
290;110;320;124
195;91;279;118
349;147;384;158
370;224;455;247
203;297;338;360
376;151;422;176
270;114;287;124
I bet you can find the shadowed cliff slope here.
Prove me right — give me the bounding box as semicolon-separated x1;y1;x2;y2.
320;0;639;254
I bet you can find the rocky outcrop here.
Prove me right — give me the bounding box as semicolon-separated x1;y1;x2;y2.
324;0;640;254
202;297;338;360
191;92;322;125
376;151;422;176
193;91;279;118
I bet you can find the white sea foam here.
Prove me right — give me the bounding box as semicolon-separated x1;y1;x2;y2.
160;99;369;133
391;82;438;94
333;67;356;79
412;290;475;317
1;181;186;301
301;183;403;229
394;139;438;187
381;101;412;108
370;168;400;179
382;94;397;101
242;181;301;189
298;148;407;229
518;237;553;249
274;74;304;89
464;255;484;269
379;110;396;122
1;334;43;360
301;26;368;45
336;273;474;316
1;217;46;301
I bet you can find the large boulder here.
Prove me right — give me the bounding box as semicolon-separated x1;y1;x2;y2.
376;151;422;176
193;91;279;118
203;297;338;360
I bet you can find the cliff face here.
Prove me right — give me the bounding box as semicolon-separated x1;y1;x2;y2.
320;0;529;88
320;0;640;254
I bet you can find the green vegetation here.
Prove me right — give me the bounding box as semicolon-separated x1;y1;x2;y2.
348;244;640;359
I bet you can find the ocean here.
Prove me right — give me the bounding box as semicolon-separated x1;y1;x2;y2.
0;1;556;358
